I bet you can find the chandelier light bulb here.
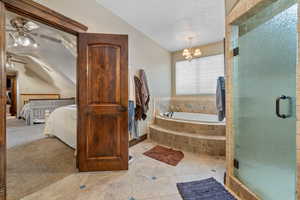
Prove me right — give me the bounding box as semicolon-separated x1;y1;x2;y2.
17;35;31;46
182;48;190;57
194;48;202;57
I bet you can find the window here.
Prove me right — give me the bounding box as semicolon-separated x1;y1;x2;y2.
175;54;224;95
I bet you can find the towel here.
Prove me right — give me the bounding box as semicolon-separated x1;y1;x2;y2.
134;76;143;120
139;69;150;118
216;77;225;121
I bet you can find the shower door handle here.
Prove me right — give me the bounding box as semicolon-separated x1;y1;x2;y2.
276;95;292;119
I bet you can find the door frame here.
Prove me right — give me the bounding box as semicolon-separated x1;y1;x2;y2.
225;0;300;199
0;0;88;199
6;74;16;116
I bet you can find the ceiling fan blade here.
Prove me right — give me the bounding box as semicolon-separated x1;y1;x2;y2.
24;21;39;31
39;34;62;44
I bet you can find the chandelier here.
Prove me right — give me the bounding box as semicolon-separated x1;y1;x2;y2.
182;37;202;61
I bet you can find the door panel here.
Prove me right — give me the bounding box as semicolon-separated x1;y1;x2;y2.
0;2;5;200
77;33;128;172
232;1;297;199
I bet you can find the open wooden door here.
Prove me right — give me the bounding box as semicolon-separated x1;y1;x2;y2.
77;33;128;172
0;2;6;200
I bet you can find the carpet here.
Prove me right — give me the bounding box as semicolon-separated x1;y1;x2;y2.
7;137;77;200
177;177;237;200
143;145;184;166
7;118;45;148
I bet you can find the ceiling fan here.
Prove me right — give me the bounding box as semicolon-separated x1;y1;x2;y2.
6;17;63;48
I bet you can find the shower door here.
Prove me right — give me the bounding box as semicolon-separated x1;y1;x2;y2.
233;1;297;199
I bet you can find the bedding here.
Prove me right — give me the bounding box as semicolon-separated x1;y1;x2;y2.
20;98;75;125
44;105;77;148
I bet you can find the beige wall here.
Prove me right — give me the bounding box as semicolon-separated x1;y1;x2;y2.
225;0;239;14
33;0;172;136
170;41;224;115
10;62;60;116
34;0;172;98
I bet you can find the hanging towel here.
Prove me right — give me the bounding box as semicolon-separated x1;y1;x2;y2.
128;100;135;138
134;76;143;121
129;67;136;104
139;69;150;120
216;76;226;121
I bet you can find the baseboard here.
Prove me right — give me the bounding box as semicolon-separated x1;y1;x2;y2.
129;134;148;147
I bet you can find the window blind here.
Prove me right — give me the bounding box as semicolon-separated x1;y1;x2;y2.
175;54;224;95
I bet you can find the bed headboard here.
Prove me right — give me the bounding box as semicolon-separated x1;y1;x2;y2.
20;94;60;105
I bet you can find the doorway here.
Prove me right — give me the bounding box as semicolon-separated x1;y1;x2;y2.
0;0;129;199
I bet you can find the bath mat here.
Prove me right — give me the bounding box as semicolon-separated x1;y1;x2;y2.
143;145;184;166
177;177;236;200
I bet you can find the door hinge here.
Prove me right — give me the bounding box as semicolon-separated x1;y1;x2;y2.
234;159;239;169
233;47;239;56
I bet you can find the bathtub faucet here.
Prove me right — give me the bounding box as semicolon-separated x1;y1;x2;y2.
163;111;174;118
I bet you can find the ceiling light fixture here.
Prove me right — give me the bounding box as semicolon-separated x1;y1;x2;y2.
12;32;39;48
182;37;202;61
6;55;15;70
7;17;39;48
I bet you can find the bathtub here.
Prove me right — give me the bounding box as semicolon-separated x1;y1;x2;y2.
160;112;225;123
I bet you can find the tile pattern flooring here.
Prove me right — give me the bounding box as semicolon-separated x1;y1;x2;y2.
22;140;225;200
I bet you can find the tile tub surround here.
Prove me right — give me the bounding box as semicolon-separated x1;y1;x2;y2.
156;96;217;115
21;140;226;200
155;116;225;136
149;116;226;156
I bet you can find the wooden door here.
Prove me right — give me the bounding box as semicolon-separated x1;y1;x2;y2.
77;33;128;172
0;2;6;200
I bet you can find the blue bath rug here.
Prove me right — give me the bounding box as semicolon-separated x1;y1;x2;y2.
176;177;236;200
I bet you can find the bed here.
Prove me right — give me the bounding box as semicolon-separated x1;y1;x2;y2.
20;97;75;125
44;104;77;149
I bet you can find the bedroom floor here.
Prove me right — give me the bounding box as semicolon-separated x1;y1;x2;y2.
21;140;226;200
6;118;45;148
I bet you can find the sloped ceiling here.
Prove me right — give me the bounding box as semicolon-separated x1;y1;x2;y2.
6;12;77;87
96;0;225;51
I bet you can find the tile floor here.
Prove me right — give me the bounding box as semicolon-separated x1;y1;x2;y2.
22;140;226;200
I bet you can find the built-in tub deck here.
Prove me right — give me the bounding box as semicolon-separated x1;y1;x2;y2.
149;113;226;156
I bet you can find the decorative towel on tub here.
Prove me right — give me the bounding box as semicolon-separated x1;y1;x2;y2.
216;76;226;121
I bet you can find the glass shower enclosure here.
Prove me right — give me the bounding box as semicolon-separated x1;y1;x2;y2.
232;0;298;199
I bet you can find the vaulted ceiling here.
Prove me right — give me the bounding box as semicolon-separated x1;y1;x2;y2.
7;12;77;85
96;0;225;51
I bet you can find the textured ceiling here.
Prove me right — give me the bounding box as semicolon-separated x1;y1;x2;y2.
96;0;225;51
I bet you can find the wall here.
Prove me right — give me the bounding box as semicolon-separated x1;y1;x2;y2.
8;62;60;116
225;0;239;14
33;0;172;136
170;41;224;114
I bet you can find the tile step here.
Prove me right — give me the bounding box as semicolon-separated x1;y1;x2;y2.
149;125;225;141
